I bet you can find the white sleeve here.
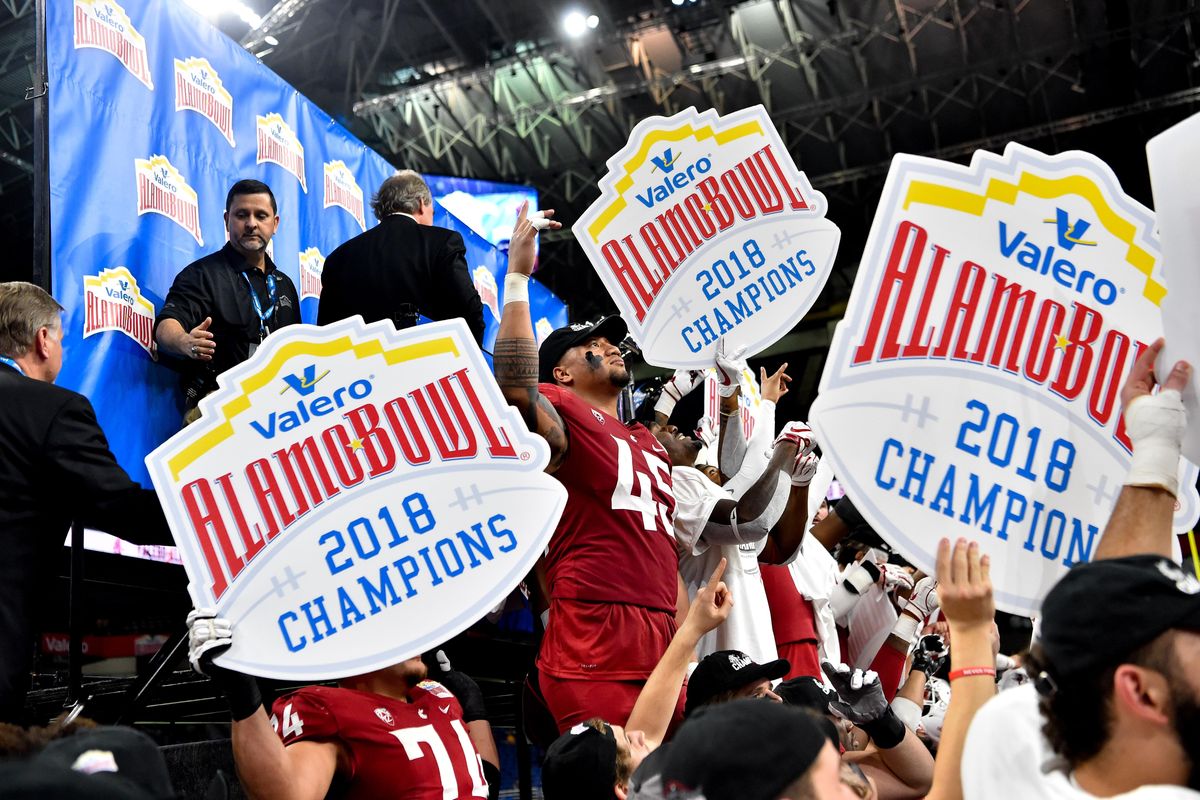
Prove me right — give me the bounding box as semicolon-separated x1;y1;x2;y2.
671;467;723;556
723;399;777;498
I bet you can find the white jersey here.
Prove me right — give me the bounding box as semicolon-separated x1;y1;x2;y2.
786;535;842;666
962;684;1200;800
672;464;779;664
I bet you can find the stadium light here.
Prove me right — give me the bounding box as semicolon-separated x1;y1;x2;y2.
185;0;263;29
563;10;590;38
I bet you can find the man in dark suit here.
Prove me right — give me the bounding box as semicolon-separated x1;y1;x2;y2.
0;282;174;722
316;170;486;343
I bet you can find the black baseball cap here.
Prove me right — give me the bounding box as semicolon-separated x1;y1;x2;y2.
538;316;628;383
659;700;828;800
541;721;618;800
1039;555;1200;680
685;650;790;717
31;726;176;799
774;675;836;714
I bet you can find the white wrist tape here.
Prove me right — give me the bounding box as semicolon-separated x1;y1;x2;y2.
890;697;923;731
1124;389;1185;495
654;391;679;419
503;273;530;306
830;564;877;622
891;612;921;644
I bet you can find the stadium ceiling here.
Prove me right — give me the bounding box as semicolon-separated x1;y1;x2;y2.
1;1;1197;312
244;0;1198;318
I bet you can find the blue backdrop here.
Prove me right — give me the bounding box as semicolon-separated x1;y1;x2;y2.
49;0;566;485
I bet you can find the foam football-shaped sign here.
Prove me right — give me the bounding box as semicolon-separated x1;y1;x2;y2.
574;105;839;367
809;143;1199;617
146;317;566;679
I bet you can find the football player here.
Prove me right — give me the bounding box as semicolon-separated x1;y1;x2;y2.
493;204;684;732
187;610;499;800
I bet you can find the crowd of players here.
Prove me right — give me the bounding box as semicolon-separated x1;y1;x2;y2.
0;198;1197;800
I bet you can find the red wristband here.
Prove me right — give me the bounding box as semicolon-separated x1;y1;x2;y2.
948;666;996;681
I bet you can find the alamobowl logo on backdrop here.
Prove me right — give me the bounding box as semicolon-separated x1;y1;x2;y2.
135;155;203;246
175;57;234;147
299;247;324;301
83;266;155;354
573;105;840;368
73;0;152;90
257;114;307;193
145;317;567;680
808;142;1199;617
323;161;365;232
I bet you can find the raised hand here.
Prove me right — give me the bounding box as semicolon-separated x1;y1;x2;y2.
821;662;889;724
934;538;993;631
507;201;560;277
686;557;733;634
774;421;815;457
655;368;707;419
790;451;819;487
760;363;791;403
1120;337;1191;410
714;338;748;397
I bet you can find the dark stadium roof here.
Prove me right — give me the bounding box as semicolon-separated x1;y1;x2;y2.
2;0;1198;319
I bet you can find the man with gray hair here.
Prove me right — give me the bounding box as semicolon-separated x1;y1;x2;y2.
0;281;172;722
316;169;485;342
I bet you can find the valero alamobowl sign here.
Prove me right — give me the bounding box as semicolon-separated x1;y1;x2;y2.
574;105;839;367
146;317;566;679
809;143;1199;617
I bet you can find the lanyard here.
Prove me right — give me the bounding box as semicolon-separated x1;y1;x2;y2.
241;271;277;340
0;355;24;376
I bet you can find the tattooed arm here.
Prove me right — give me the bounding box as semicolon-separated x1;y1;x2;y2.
494;203;570;473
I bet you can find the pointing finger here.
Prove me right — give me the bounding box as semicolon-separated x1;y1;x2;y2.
705;557;728;592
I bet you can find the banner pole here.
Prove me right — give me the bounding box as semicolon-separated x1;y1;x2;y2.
1188;530;1199;580
29;0;49;292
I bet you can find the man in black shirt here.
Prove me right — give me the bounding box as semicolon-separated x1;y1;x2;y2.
155;179;300;417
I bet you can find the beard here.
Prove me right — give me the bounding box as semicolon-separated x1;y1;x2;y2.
1176;692;1200;790
608;366;633;388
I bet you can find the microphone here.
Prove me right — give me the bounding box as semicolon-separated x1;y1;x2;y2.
585;351;602;368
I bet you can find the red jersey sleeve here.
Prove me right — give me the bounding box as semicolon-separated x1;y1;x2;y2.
271;686;341;746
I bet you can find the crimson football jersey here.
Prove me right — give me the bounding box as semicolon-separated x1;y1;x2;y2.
271;681;489;800
536;384;679;681
760;564;818;644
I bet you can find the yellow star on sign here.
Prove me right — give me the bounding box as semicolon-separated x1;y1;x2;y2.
702;203;712;212
349;438;364;451
1054;334;1071;350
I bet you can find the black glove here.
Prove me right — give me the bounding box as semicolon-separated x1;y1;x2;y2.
911;634;948;677
821;661;907;750
434;649;488;723
187;609;262;722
